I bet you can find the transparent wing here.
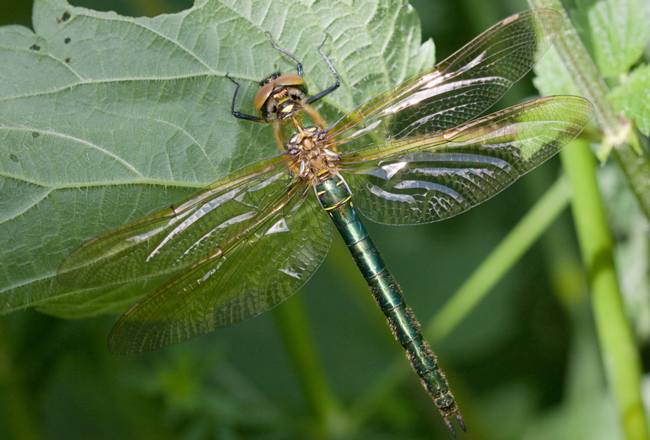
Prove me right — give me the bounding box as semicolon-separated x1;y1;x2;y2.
57;153;298;288
339;96;594;225
107;187;332;355
324;9;562;152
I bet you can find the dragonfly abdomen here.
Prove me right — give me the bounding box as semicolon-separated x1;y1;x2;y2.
315;175;464;434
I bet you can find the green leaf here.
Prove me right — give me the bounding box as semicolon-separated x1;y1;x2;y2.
577;0;650;77
0;0;433;317
609;63;650;136
533;46;583;97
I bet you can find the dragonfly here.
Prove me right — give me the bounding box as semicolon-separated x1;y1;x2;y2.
58;9;593;435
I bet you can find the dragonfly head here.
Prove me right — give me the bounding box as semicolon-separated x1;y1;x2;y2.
254;73;308;119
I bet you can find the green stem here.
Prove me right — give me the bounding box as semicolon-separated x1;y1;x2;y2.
528;0;650;221
426;175;571;342
271;294;352;438
352;176;571;421
528;0;618;134
612;146;650;221
560;139;649;440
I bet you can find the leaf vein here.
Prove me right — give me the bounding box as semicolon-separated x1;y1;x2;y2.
74;12;218;74
0;125;144;178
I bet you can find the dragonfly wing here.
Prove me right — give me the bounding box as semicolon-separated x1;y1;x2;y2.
339;96;594;225
57;154;297;288
107;187;332;355
324;9;562;152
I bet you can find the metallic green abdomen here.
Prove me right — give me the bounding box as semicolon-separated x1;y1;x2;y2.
315;175;462;429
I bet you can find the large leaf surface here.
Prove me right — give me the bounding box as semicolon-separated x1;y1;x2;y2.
0;0;434;317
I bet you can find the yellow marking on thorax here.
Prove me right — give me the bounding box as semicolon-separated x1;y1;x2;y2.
293;116;307;135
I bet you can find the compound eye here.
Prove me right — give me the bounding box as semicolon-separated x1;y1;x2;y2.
274;74;307;93
253;82;274;115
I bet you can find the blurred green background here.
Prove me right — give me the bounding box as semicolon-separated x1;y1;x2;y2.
0;0;646;439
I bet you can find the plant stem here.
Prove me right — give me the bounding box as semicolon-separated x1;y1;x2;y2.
426;175;571;342
272;294;352;438
528;0;650;220
560;139;649;440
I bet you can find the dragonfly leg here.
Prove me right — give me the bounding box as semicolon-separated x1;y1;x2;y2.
265;31;339;105
226;74;268;123
306;33;340;105
265;31;303;77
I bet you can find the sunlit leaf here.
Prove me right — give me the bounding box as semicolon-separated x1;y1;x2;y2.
533;46;582;97
0;0;433;316
578;0;650;77
609;63;650;136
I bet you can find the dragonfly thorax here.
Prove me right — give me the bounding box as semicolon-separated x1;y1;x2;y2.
285;123;340;183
